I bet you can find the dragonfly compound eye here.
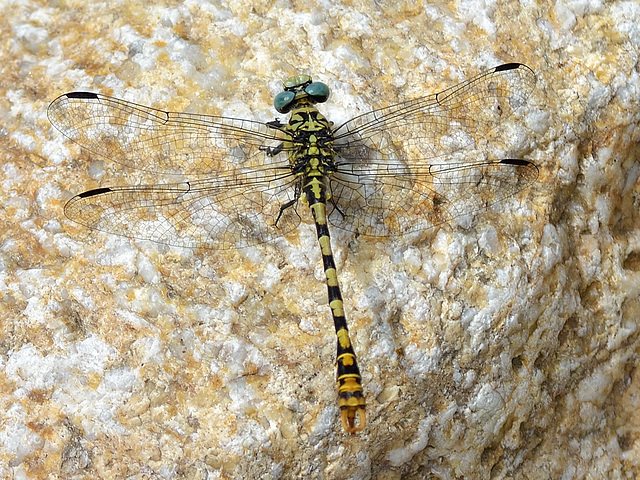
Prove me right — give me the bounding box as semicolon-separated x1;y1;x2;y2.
274;91;295;113
305;82;330;103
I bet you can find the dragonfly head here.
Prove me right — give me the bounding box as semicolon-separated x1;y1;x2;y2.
274;74;330;114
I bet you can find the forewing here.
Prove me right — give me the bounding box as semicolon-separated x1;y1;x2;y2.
328;63;538;236
48;92;288;177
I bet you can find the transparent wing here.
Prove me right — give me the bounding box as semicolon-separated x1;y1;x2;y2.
328;63;538;236
328;159;538;236
64;168;302;249
48;92;289;177
50;92;307;248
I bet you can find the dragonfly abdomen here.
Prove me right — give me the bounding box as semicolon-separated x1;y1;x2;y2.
303;176;366;433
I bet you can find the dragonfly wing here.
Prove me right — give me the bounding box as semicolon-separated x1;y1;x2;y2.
48;92;288;177
328;158;538;236
332;63;536;158
327;63;538;236
64;168;302;249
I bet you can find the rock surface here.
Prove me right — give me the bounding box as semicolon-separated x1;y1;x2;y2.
0;1;638;479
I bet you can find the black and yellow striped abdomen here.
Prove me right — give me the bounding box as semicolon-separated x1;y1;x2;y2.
305;179;366;433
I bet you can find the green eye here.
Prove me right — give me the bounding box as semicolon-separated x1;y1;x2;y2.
305;82;329;103
274;91;295;113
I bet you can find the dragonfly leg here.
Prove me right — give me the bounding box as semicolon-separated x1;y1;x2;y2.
260;142;284;156
328;195;346;221
274;182;301;227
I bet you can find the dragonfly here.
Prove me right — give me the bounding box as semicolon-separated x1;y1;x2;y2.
48;62;538;433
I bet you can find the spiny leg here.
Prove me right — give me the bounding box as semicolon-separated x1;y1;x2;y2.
274;182;301;227
307;193;366;432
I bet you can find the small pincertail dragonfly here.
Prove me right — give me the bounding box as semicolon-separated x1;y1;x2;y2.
48;62;538;433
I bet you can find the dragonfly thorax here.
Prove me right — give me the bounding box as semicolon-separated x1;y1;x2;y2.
283;104;335;173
